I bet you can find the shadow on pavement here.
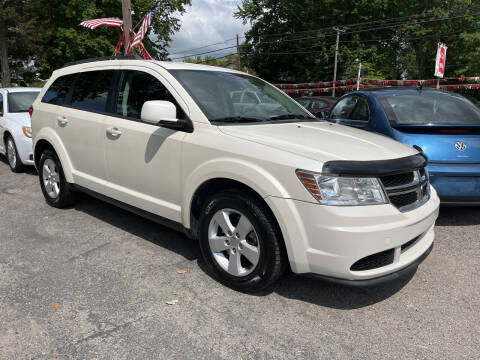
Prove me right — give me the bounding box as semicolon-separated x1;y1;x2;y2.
73;193;201;263
0;154;38;175
73;192;419;310
436;205;480;226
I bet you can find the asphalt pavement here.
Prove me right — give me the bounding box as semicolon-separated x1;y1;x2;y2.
0;157;479;359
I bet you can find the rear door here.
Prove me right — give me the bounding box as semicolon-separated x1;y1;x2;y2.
55;69;114;191
102;67;189;222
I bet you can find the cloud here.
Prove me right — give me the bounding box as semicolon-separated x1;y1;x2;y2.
167;0;250;60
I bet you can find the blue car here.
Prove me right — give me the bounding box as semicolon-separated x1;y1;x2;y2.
328;87;480;204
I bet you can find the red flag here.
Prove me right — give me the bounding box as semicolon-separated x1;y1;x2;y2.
114;31;125;56
139;42;153;60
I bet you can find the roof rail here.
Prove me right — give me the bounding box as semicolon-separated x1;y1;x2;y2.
62;55;144;68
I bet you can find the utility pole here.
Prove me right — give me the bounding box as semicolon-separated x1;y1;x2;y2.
332;27;346;97
122;0;133;54
236;34;241;71
356;60;362;90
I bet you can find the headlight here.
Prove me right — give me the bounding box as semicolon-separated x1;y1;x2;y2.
296;170;387;205
22;126;32;138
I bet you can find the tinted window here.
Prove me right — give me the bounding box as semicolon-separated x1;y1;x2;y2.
297;99;312;108
380;93;480;125
115;70;185;120
312;100;328;109
42;74;77;105
71;71;114;112
0;94;3;116
330;96;369;122
8;92;40;113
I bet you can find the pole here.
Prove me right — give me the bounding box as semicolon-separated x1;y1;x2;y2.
236;34;241;71
357;61;362;90
332;27;345;97
122;0;133;54
436;78;440;89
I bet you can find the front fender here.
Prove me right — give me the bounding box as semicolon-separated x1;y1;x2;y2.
33;127;74;183
181;157;291;227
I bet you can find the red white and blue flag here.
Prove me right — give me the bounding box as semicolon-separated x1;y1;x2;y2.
128;3;158;52
80;18;123;30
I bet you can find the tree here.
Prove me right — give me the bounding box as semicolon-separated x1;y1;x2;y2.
235;0;480;82
0;0;40;86
1;0;190;80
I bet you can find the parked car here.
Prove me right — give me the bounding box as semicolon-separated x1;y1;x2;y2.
296;96;336;119
329;88;480;204
0;87;41;172
31;58;439;291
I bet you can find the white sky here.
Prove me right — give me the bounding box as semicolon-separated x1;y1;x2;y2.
167;0;250;60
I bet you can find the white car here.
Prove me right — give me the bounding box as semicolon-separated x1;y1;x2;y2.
0;87;41;172
31;57;440;291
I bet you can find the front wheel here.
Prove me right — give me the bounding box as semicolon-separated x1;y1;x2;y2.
6;136;26;173
199;190;287;292
38;149;76;208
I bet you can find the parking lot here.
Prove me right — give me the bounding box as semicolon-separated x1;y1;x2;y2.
0;158;478;360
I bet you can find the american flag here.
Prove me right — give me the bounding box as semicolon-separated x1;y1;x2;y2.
128;3;158;52
80;18;123;30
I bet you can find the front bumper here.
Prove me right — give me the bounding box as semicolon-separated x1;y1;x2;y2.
265;187;440;282
428;163;480;203
15;134;34;166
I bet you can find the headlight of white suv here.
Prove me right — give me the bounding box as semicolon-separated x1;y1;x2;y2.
296;169;387;205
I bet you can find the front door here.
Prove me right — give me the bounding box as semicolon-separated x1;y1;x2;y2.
0;92;5;153
102;68;189;222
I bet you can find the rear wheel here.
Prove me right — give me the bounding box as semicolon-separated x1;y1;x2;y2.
199;190;286;292
6;136;26;173
38;149;76;208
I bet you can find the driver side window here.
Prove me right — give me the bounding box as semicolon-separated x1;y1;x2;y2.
330;96;369;122
0;94;3;116
115;70;185;121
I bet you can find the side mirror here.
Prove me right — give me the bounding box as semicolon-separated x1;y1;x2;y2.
141;100;178;126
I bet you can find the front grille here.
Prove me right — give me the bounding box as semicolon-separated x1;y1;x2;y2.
401;232;425;253
380;168;430;212
380;172;414;188
390;192;418;209
350;249;395;271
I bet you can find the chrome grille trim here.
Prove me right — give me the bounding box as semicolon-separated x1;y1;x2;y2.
380;169;430;212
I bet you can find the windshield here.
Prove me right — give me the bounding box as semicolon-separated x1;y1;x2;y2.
380;92;480;125
8;92;39;113
169;70;315;124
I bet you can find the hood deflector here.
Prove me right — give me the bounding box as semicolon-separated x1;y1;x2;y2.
322;153;427;176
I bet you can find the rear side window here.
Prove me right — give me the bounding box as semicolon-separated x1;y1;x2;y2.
0;94;3;116
42;74;77;105
115;70;185;120
71;70;114;113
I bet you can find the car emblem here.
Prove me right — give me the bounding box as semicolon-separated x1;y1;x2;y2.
454;141;467;151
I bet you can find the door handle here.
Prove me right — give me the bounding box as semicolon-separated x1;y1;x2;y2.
106;127;122;137
57;116;69;126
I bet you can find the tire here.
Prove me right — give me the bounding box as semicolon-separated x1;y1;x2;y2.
199;189;287;292
38;149;76;208
5;136;26;173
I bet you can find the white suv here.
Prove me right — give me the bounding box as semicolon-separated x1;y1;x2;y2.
31;57;439;291
0;87;41;172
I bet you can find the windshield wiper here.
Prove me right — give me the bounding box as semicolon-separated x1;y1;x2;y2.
210;116;266;124
267;114;317;121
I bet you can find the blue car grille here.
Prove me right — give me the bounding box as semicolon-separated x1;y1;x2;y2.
380;168;430;212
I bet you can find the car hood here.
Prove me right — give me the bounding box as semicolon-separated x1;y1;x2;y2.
218;121;417;163
6;112;31;127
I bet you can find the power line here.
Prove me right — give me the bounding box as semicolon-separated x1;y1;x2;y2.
169;37;237;56
171;45;238;60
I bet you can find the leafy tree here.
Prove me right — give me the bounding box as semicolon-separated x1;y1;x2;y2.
32;0;190;78
235;0;480;82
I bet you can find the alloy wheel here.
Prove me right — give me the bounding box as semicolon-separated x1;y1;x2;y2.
7;139;17;168
42;158;61;198
208;208;260;277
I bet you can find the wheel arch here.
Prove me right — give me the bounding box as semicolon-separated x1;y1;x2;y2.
33;130;74;182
